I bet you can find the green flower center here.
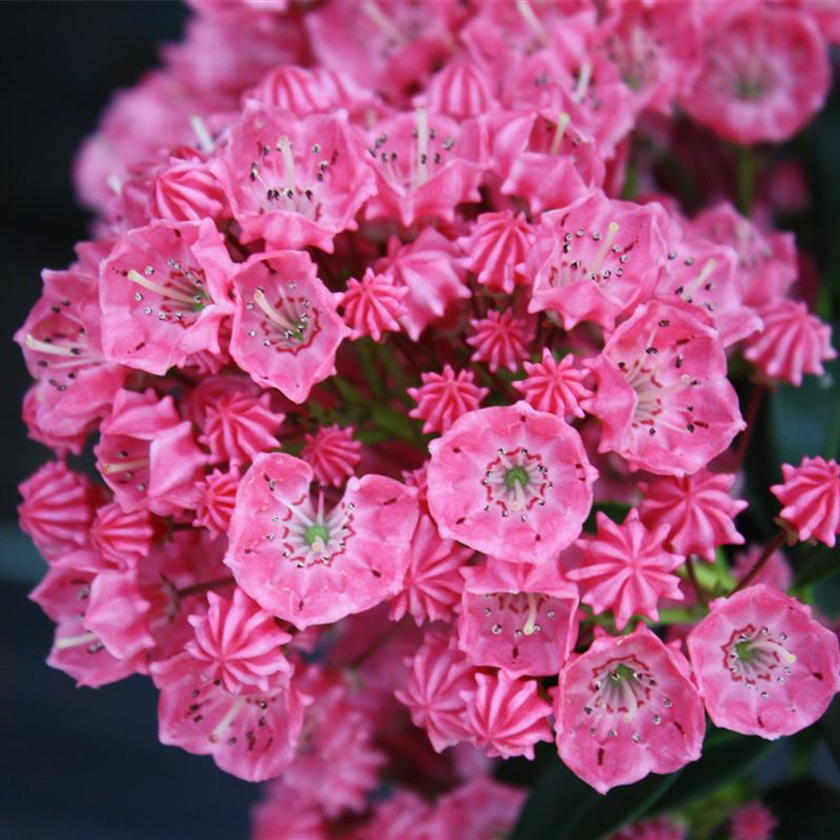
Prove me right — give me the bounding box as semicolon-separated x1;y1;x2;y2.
735;640;756;662
609;663;637;683
504;465;530;491
304;523;330;548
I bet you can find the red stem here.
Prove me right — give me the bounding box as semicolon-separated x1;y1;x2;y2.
177;576;236;600
733;530;787;592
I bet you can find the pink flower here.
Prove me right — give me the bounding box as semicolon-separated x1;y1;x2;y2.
527;190;670;331
733;545;792;592
305;0;461;104
30;564;146;687
364;109;486;227
731;802;777;840
514;349;592;419
457;558;579;677
357;789;431;840
569;510;684;630
152;650;308;782
638;469;747;562
390;513;472;626
149;153;226;223
90;503;156;570
596;0;702;115
281;670;386;816
610;816;687;840
656;234;762;348
419;58;499;120
772;456;840;548
200;391;285;469
680;6;830;144
211;103;376;252
253;783;327;840
377;228;470;341
555;625;706;794
461;670;553;760
424;778;527;840
458;211;535;294
489;109;605;216
687;585;840;739
395;631;477;753
338;268;407;342
229;250;348;404
583;300;745;476
194;469;240;538
225;452;418;628
94;388;206;515
98;219;234;375
18;461;99;561
427;402;597;562
467;309;534;373
301;423;361;488
185;588;292;695
408;365;489;435
689;202;797;309
15;268;126;448
744;300;836;386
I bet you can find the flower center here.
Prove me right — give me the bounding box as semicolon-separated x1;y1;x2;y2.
272;490;355;568
548;221;623;289
482;447;550;520
724;624;797;693
244;283;320;354
583;655;667;743
127;261;210;327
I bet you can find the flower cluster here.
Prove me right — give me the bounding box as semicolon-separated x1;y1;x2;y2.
17;1;840;838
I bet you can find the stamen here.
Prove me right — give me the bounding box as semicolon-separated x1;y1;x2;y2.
522;592;539;636
54;631;98;650
106;174;123;196
361;0;405;44
574;61;592;102
592;222;620;273
514;0;548;45
682;258;718;299
276;136;296;193
100;458;150;475
25;335;82;358
190;114;215;154
549;111;571;156
415;108;429;187
126;270;196;305
211;696;246;741
253;289;304;340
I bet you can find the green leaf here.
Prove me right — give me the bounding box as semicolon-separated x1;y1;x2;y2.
652;725;777;814
369;403;424;446
511;758;677;840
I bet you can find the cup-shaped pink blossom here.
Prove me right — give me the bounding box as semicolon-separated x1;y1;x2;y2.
583;299;745;476
527;189;670;331
212;103;376;252
427;402;597;563
229;250;348;404
225;452;418;628
687;585;840;739
457;558;579;677
99;219;234;375
554;625;706;794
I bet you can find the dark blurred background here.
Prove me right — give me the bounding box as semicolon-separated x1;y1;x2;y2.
1;4;840;839
0;4;258;838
